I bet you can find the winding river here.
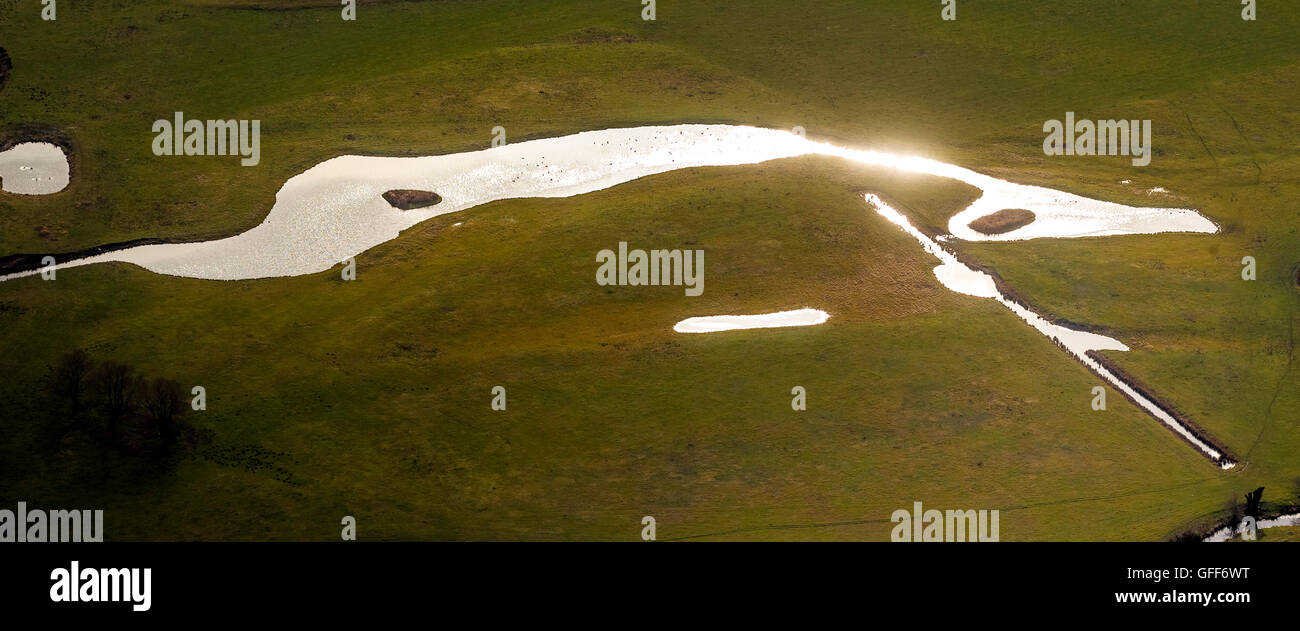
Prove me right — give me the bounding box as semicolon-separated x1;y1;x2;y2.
1204;513;1300;542
0;125;1230;467
0;125;1213;281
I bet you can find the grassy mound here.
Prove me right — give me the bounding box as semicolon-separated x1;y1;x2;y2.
969;209;1035;235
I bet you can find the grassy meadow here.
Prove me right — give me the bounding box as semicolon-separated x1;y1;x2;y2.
0;0;1296;540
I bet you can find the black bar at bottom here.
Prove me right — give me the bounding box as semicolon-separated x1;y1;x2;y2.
0;542;1290;619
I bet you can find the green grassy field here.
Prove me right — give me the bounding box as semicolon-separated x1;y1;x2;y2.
1256;527;1300;542
1;0;1297;540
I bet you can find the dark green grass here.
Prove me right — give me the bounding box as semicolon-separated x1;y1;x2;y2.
0;160;1225;540
1;0;1297;539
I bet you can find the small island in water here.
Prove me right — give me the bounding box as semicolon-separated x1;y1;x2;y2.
382;189;442;210
968;208;1035;235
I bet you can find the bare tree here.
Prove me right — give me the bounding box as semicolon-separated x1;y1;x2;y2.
1225;494;1242;527
94;360;137;438
141;377;186;446
50;349;93;418
1244;487;1265;518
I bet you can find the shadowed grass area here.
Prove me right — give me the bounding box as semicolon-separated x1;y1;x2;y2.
1;0;1297;539
0;160;1225;540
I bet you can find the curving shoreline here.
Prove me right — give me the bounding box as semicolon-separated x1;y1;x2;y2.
0;123;77;195
0;142;69;195
0;237;181;277
940;243;1238;466
866;193;1233;468
969;208;1035;235
0;125;1216;282
1203;512;1300;542
0;124;1233;468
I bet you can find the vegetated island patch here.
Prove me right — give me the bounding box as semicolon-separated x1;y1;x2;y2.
382;189;442;211
968;208;1035;235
